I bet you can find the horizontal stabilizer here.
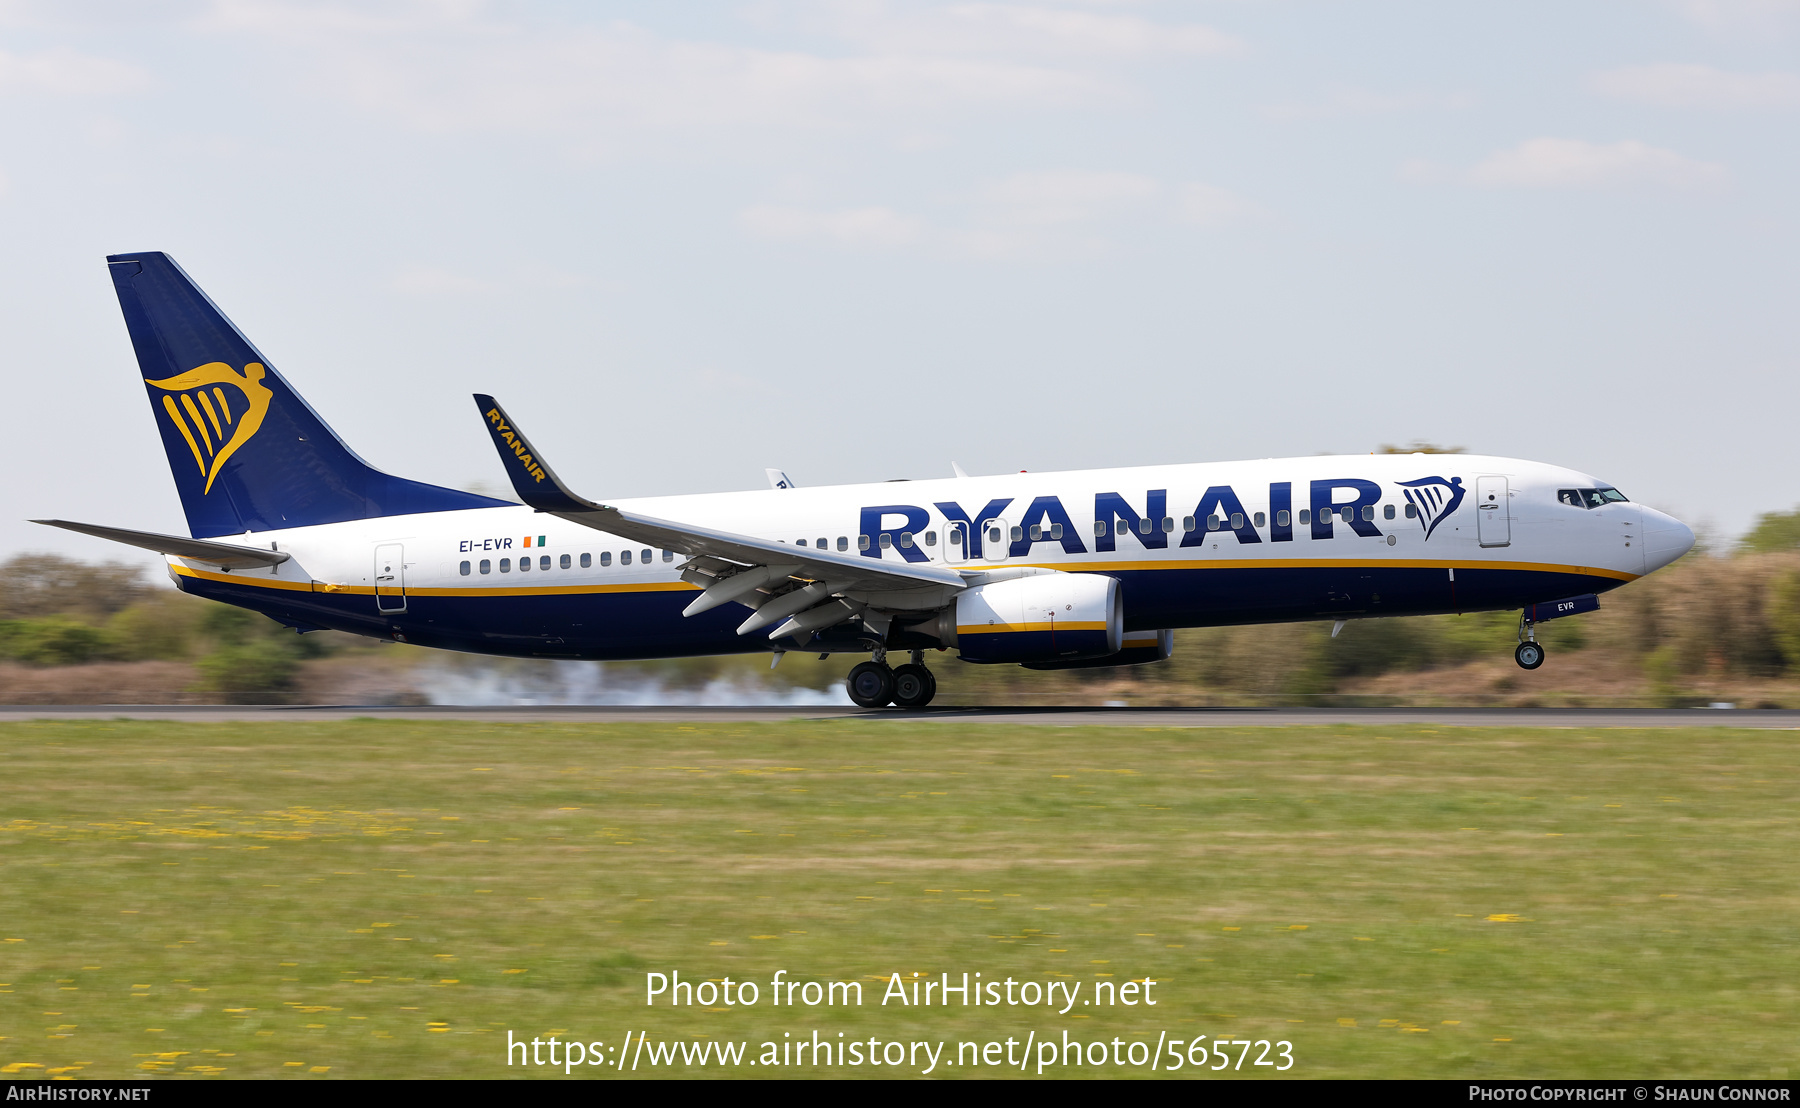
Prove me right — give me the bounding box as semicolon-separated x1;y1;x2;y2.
33;519;291;570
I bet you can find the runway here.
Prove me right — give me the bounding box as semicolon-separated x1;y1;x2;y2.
3;704;1797;727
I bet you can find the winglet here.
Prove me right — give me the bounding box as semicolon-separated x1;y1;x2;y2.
472;394;604;513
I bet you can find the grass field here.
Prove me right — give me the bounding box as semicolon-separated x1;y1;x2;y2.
0;719;1794;1080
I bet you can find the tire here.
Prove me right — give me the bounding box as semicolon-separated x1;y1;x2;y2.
892;664;936;708
1515;641;1545;670
846;661;896;708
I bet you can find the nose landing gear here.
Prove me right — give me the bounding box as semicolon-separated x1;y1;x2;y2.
1515;610;1545;670
846;650;938;709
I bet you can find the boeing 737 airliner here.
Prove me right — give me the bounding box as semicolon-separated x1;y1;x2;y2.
38;252;1695;707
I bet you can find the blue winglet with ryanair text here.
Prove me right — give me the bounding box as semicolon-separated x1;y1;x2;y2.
473;394;604;514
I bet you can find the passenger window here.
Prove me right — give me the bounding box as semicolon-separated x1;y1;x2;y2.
479;559;491;574
1231;512;1244;530
880;533;893;549
1341;507;1354;523
1050;523;1062;540
924;531;936;546
601;551;612;566
796;538;808;547
900;532;915;548
1276;510;1289;527
1010;526;1023;542
1094;520;1108;538
541;555;551;570
621;550;632;565
989;527;1004;545
948;526;963;547
519;557;530;572
1405;504;1417;518
1138;518;1152;535
1361;506;1373;522
838;536;849;551
859;535;871;550
500;558;512;572
1253;512;1266;528
1298;509;1311;526
580;553;591;568
1028;525;1041;541
459;560;471;576
642;549;653;563
1384;504;1395;520
1207;515;1221;531
663;550;673;562
1161;517;1174;533
1182;516;1195;532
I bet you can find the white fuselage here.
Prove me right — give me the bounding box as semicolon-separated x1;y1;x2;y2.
166;453;1694;661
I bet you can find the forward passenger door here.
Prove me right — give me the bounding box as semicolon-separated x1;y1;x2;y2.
1476;477;1510;548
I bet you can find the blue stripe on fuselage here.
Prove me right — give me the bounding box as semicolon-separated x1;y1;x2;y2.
177;563;1625;662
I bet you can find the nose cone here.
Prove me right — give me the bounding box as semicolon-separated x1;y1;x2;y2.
1641;508;1695;574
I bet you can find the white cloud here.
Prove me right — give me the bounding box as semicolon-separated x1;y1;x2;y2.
1262;85;1470;121
1669;0;1800;30
390;264;499;296
195;1;1120;142
977;169;1162;225
739;171;1255;257
808;2;1244;58
1592;63;1800;109
1465;138;1729;191
1175;182;1258;227
739;204;928;248
0;47;149;96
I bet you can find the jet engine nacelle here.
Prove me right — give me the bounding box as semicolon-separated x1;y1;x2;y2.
953;571;1122;665
1023;628;1173;670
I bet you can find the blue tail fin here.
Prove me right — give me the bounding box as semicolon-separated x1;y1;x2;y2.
107;252;510;537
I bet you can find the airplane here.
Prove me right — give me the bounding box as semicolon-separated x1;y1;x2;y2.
36;251;1696;708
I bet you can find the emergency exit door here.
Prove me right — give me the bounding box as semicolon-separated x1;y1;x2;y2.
1476;477;1510;548
374;543;407;612
981;518;1011;563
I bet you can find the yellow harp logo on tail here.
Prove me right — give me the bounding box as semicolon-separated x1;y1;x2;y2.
146;362;275;494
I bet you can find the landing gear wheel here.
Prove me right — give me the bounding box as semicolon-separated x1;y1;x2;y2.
1515;641;1545;670
846;661;896;708
891;664;937;708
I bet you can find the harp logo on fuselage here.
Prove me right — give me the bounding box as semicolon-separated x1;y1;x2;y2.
1397;476;1465;541
146;362;274;494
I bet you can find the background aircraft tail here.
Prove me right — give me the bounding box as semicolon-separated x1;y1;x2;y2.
107;252;510;537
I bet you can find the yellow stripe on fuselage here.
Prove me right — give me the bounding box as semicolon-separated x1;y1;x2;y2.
1015;556;1638;582
958;620;1109;636
170;563;698;597
170;554;1634;599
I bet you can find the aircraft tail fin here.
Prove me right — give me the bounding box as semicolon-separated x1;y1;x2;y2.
107;252;510;537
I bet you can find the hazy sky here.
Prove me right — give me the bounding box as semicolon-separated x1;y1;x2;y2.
3;0;1797;569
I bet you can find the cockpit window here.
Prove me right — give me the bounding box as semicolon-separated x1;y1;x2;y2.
1558;487;1631;509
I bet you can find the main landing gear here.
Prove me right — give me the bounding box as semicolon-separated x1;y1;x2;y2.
846;650;938;709
1515;611;1546;670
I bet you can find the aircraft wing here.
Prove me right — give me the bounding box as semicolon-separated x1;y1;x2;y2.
472;395;966;596
33;519;291;570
